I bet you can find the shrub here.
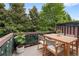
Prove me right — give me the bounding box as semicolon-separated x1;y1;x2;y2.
0;28;6;37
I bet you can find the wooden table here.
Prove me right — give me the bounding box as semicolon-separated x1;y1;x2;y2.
43;34;78;56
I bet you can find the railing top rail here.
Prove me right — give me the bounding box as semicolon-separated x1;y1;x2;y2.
0;33;14;47
14;31;54;35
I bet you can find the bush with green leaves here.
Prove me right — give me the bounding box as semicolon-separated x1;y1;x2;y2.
14;32;26;47
0;28;6;37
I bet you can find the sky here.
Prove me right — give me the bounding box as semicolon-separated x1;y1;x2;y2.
5;3;79;20
64;3;79;20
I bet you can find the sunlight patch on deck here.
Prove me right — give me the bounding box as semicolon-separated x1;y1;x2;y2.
13;45;42;56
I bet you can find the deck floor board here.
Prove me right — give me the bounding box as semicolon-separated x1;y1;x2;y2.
13;44;79;56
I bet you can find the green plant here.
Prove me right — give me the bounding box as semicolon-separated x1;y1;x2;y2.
0;28;6;37
14;32;26;47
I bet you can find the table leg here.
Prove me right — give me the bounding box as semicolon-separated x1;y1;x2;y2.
42;44;44;56
43;44;47;56
76;41;78;55
64;43;70;56
43;37;47;56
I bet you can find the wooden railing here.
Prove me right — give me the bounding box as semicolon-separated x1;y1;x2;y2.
0;33;14;56
24;32;53;46
0;31;53;56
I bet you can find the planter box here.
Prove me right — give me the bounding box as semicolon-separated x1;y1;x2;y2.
16;46;24;54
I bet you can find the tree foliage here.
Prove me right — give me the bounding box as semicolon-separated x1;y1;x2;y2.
6;3;30;32
0;3;72;34
29;6;39;31
39;3;72;31
0;3;6;22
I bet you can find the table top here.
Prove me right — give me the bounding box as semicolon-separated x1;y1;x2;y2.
44;34;78;44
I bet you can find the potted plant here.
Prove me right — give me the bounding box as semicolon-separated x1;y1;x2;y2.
14;32;25;54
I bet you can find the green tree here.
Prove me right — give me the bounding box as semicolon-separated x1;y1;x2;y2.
39;3;72;31
0;3;6;23
0;3;72;33
0;3;9;35
29;6;39;31
8;3;29;32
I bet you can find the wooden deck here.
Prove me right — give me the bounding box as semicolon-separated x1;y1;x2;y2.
13;45;42;56
13;44;79;56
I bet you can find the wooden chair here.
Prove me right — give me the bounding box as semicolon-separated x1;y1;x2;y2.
37;35;49;56
38;33;64;56
66;34;78;55
37;35;45;49
70;41;78;55
45;39;64;56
